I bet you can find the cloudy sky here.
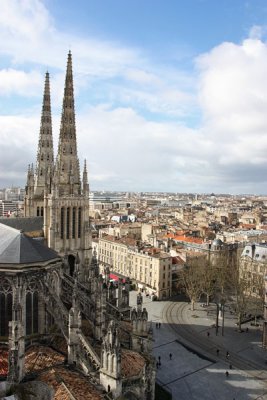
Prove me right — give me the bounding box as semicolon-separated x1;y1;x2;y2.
1;0;267;194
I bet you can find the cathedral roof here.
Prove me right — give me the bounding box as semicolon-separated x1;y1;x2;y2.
0;223;59;265
0;216;43;234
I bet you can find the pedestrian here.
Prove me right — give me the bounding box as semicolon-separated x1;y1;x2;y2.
207;331;210;337
216;349;219;356
159;322;161;329
158;356;161;362
169;353;172;360
226;351;229;359
225;371;229;377
229;364;232;370
246;327;249;333
156;322;158;329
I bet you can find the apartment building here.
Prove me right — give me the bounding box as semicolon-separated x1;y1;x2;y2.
98;234;172;299
240;243;267;294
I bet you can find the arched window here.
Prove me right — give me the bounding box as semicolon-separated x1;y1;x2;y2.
60;208;64;239
66;208;70;239
78;207;81;238
33;292;38;333
37;207;40;216
0;293;5;336
26;291;39;335
68;255;75;277
26;292;32;335
41;206;44;217
6;293;12;327
72;207;76;238
0;293;12;336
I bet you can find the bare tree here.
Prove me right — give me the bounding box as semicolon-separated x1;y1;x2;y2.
200;259;217;306
227;252;264;332
181;257;204;311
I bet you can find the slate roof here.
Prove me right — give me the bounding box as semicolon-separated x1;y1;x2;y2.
0;217;43;233
0;223;59;264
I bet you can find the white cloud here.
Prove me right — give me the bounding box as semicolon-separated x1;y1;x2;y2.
0;69;43;96
0;0;142;77
249;25;267;40
0;0;194;117
1;1;267;193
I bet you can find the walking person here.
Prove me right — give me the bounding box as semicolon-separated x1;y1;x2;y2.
169;353;172;360
216;349;219;356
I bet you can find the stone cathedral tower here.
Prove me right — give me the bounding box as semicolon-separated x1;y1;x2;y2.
25;71;54;217
25;52;91;281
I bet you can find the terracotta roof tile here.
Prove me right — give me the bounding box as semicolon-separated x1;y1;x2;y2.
39;367;103;400
121;349;145;378
25;346;65;374
172;235;203;244
0;348;8;376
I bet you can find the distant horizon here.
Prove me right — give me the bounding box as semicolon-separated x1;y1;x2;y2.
1;185;267;199
1;1;267;194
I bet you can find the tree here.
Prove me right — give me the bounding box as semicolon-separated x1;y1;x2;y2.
225;252;264;332
199;259;217;306
181;257;204;311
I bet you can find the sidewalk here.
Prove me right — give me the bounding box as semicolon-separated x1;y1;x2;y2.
129;291;267;400
184;302;266;369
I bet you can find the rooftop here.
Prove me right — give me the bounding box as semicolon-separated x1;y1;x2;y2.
0;223;60;265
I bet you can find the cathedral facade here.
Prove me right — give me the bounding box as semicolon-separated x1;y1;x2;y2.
25;52;91;282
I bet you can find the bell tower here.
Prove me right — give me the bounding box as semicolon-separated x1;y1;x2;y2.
25;72;54;217
44;52;91;282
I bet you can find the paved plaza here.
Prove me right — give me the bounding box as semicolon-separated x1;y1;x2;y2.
129;291;267;400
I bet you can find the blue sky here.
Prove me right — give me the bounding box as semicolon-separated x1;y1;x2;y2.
1;0;267;193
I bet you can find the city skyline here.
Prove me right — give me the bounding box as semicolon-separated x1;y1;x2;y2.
1;1;267;194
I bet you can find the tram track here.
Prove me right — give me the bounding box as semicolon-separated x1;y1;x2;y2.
162;301;267;384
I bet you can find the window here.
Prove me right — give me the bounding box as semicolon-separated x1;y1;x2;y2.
72;207;76;238
60;207;64;239
78;207;81;238
66;207;70;239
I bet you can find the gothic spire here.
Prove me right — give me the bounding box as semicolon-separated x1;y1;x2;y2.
34;72;54;195
56;51;81;195
83;159;89;196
